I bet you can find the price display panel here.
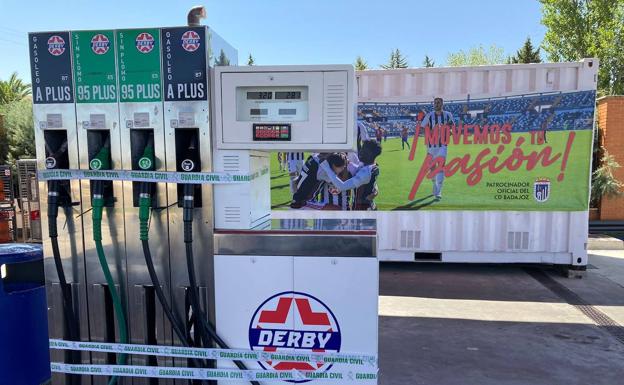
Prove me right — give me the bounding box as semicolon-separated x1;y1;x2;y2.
236;86;308;122
252;124;291;141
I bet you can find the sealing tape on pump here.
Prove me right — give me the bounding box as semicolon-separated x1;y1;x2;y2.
49;339;378;368
37;167;270;184
51;363;379;382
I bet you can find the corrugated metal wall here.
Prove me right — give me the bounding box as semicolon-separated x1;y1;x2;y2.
274;60;599;265
357;59;598;102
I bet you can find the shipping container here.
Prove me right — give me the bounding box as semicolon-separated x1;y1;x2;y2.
273;59;599;266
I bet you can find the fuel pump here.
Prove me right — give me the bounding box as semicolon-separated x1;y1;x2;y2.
72;29;128;385
34;22;377;385
30;30;91;385
116;27;175;381
211;65;378;385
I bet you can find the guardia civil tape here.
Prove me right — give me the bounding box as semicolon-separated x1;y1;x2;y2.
51;363;379;382
49;339;378;368
37;167;270;184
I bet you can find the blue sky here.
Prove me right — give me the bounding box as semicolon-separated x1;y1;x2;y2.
0;0;546;81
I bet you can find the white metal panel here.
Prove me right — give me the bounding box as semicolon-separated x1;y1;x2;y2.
272;210;586;265
323;71;349;143
213;65;356;151
357;59;599;103
213;150;270;229
293;256;378;385
215;255;294;385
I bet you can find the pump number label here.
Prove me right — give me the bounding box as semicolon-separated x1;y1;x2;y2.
138;157;152;170
90;158;103;170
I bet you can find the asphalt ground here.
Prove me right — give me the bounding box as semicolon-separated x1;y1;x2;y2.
378;250;624;385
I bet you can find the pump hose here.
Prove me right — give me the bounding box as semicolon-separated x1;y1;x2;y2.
92;181;128;385
182;184;260;385
139;183;205;371
48;180;82;385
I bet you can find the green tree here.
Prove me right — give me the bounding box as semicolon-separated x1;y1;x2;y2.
510;37;542;63
0;114;7;164
0;99;35;163
247;54;255;66
355;56;369;70
215;49;231;66
422;55;435;67
540;0;624;95
0;72;31;104
381;49;409;69
447;44;506;66
591;151;623;206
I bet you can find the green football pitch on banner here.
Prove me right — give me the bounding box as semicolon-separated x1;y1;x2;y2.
270;130;592;211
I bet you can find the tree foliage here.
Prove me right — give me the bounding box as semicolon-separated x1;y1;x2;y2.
422;55;435;67
591;151;624;206
381;49;409;69
540;0;624;95
510;37;542;63
354;56;369;70
247;54;255;66
215;49;231;66
0;73;33;164
0;99;35;164
0;72;31;104
447;44;506;66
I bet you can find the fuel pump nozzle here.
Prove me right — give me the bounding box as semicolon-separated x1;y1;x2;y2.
138;136;155;240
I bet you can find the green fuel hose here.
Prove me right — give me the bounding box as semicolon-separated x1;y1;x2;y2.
91;142;128;385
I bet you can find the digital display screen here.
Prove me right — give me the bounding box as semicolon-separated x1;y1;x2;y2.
247;91;273;100
250;108;268;116
253;124;291;141
275;91;301;100
279;108;297;115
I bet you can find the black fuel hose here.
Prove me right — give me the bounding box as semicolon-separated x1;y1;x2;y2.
182;183;260;385
47;146;82;385
49;188;81;385
139;177;205;371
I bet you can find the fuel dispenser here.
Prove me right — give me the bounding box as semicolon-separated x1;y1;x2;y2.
29;30;91;385
211;65;379;385
72;29;129;385
161;26;215;373
115;28;175;381
33;22;378;385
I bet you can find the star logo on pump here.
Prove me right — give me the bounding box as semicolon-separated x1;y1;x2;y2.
249;291;342;383
47;35;66;56
138;157;152;170
135;32;155;53
181;30;200;52
91;34;110;55
533;177;550;202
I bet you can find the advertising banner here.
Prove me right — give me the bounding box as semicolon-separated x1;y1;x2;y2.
116;28;162;103
71;30;118;103
29;31;74;104
161;26;207;102
272;90;596;211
